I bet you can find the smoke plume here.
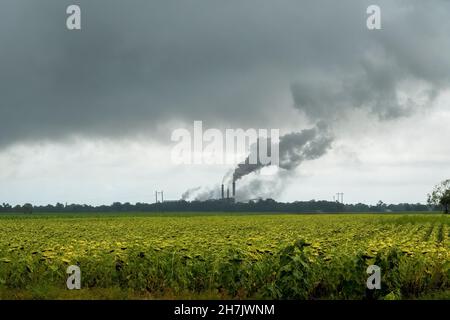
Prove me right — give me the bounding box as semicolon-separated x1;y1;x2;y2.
230;122;333;183
181;187;201;200
225;122;333;198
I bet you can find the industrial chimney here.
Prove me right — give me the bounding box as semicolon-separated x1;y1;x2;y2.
227;187;230;199
221;184;224;199
232;181;236;198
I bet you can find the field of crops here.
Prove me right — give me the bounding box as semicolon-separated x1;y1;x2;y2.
0;213;448;299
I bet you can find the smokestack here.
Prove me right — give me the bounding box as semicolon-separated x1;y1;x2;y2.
232;181;236;198
227;187;230;199
221;184;224;199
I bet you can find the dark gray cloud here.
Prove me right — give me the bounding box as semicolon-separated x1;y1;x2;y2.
1;0;450;149
290;1;450;123
290;50;440;122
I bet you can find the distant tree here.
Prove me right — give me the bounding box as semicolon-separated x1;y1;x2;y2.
427;179;450;214
1;203;12;212
376;200;387;212
55;203;65;211
22;203;33;214
111;202;124;211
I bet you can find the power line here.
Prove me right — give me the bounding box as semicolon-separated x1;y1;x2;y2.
335;192;344;203
155;190;164;203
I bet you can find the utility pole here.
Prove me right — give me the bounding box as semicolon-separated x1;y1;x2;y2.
155;190;164;203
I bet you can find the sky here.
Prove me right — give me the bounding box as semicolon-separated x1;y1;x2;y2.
1;0;450;205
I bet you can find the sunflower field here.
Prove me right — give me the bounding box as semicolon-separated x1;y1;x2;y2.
0;213;448;299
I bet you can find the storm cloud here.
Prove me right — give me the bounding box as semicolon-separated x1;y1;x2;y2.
1;0;450;149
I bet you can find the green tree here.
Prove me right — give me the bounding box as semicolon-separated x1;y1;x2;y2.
427;179;450;214
22;203;33;214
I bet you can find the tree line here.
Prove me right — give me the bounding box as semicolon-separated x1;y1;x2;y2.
0;199;437;214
